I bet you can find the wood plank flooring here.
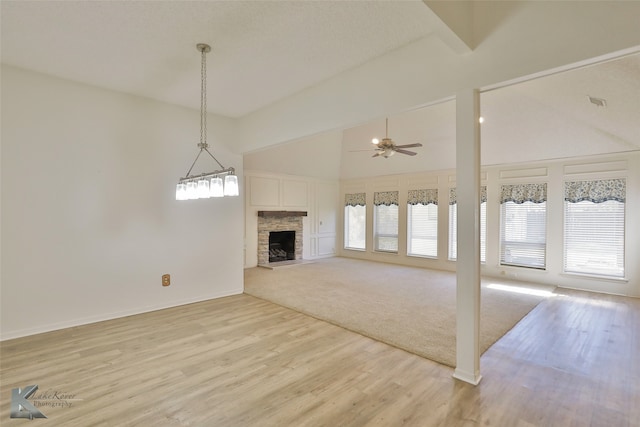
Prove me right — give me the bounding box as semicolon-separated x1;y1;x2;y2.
1;288;638;426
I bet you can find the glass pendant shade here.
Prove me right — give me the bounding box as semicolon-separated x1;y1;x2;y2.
197;179;210;198
224;175;239;196
186;181;198;199
176;183;187;200
210;177;224;197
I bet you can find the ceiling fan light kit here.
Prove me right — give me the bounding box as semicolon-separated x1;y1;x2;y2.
176;43;239;201
370;118;423;158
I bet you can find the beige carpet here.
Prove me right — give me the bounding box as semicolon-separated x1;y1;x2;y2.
244;257;556;367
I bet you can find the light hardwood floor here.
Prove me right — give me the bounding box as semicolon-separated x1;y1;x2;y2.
1;288;638;426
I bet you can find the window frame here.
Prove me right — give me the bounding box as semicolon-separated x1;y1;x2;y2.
373;191;399;253
344;193;366;251
407;202;438;258
562;178;626;279
499;183;548;270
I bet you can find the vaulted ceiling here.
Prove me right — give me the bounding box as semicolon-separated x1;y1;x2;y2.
2;1;640;162
1;1;445;117
339;53;640;178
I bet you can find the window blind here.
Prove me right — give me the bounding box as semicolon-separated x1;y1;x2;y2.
374;191;399;253
500;183;547;269
407;189;438;257
563;179;625;278
344;193;366;250
344;205;366;250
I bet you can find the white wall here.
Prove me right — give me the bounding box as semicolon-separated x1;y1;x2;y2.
338;152;640;297
243;171;338;268
244;130;342;180
1;65;244;340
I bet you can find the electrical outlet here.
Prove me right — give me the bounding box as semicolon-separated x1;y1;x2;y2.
162;274;170;287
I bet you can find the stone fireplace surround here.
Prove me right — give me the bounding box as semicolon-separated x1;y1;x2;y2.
257;211;307;266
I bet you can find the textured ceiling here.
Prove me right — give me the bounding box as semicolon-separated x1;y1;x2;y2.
482;53;640;163
2;1;639;165
1;0;436;117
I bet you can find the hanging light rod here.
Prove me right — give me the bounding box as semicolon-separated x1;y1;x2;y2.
176;43;239;201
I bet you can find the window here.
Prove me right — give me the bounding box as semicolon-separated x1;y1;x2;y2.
500;183;547;269
344;193;366;250
448;187;487;262
407;189;438;257
374;191;399;253
564;179;625;278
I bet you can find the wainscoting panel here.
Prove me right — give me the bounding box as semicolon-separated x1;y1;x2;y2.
318;236;336;256
407;175;439;188
309;237;318;257
283;179;308;207
250;177;280;206
499;167;548;180
564;160;627;175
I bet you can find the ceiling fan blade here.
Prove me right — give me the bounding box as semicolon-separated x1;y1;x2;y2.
394;143;423;149
372;152;382;157
394;148;418;156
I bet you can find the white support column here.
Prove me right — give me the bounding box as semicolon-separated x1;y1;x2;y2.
453;89;482;385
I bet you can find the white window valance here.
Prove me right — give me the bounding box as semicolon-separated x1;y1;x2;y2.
407;189;438;206
500;183;546;204
564;178;626;203
345;192;366;207
449;186;487;205
374;191;399;206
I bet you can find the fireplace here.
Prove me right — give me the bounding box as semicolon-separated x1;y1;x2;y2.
269;231;295;263
257;211;307;266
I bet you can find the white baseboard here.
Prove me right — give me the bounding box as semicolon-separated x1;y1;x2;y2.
0;288;243;341
453;369;483;386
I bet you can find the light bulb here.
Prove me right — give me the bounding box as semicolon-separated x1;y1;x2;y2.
372;138;379;145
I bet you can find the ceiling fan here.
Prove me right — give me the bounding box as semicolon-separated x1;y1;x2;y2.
370;118;422;158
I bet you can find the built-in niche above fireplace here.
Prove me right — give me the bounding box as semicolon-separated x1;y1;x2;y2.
257;211;307;266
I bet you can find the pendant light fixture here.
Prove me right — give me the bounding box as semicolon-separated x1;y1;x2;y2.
176;43;239;201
